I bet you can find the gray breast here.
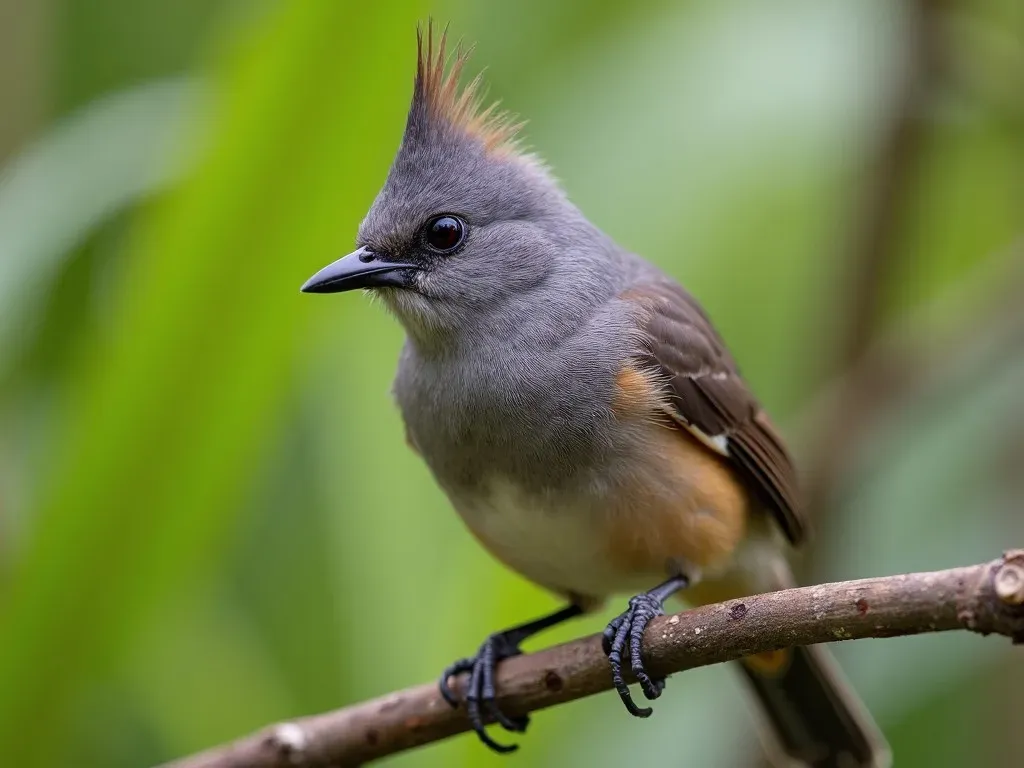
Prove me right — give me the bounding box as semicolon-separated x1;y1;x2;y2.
393;300;639;494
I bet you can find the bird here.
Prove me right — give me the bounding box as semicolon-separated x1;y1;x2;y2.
302;22;891;768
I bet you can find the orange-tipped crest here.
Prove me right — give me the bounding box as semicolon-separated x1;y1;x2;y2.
414;21;524;155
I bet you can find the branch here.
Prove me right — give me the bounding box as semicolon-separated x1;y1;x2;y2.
160;551;1024;768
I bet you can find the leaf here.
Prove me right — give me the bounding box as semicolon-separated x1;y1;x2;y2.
0;1;423;764
0;78;199;377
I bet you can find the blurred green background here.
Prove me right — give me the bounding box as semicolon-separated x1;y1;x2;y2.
0;0;1021;766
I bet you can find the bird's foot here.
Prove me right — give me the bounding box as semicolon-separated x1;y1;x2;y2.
601;574;689;717
602;592;668;716
438;604;583;754
439;633;530;753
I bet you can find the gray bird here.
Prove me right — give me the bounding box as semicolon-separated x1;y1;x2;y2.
302;23;890;768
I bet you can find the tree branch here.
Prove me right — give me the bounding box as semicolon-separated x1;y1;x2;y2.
160;551;1024;768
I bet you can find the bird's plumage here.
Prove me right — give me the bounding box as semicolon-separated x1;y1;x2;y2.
623;280;805;544
410;24;524;155
304;22;888;767
392;251;792;602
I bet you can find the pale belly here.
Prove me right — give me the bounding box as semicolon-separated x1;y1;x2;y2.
452;476;667;600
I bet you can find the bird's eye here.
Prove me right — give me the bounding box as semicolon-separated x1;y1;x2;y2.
423;215;466;253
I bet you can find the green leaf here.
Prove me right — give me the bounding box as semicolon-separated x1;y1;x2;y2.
0;1;423;764
0;78;198;377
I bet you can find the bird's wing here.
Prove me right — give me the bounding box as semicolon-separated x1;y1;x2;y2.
623;280;805;545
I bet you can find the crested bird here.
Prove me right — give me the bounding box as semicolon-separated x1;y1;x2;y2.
302;23;890;768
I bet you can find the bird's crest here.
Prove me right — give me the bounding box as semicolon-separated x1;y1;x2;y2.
411;21;524;155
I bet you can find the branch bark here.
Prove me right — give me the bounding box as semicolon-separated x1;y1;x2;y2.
160;551;1024;768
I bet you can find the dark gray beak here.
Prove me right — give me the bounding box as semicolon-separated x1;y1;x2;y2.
300;247;419;294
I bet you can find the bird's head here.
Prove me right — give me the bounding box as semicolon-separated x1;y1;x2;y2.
302;23;614;348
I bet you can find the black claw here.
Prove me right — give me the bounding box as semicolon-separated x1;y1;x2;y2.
466;694;519;754
439;657;474;708
439;633;526;753
606;608;649;716
601;619;619;655
438;604;584;754
628;597;666;701
603;589;678;717
477;692;530;736
498;711;531;733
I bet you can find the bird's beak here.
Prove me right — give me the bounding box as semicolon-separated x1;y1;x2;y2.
300;247;419;294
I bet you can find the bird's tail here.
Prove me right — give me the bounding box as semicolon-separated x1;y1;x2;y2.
736;643;891;768
688;536;890;768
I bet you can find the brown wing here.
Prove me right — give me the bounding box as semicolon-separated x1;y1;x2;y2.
624;280;805;545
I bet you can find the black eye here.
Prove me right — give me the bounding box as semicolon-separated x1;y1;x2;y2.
423;215;465;253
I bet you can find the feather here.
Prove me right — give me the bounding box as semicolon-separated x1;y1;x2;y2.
412;21;524;155
624;281;806;545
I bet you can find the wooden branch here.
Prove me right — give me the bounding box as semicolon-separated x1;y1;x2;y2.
159;551;1024;768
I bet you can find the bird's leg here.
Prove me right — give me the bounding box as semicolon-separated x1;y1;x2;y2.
602;574;690;717
439;603;584;754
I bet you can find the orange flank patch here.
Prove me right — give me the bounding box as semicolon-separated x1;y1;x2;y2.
604;424;749;575
741;648;793;677
612;365;663;418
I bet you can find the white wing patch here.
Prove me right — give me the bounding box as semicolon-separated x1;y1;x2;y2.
659;404;731;456
689;426;730;456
